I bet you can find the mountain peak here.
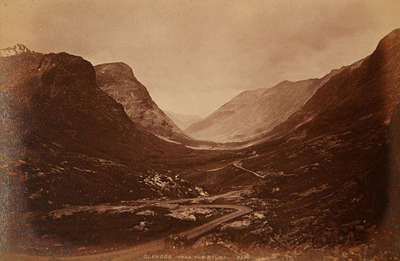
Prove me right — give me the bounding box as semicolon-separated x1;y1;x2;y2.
94;62;190;142
95;62;137;83
0;43;32;57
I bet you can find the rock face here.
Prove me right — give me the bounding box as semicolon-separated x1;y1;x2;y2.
165;111;203;130
185;78;323;142
94;62;190;142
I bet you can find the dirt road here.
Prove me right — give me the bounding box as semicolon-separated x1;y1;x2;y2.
1;191;252;261
179;204;252;240
232;160;265;179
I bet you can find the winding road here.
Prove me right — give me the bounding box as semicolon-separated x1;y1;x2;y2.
179;204;252;240
1;191;253;261
232;160;266;179
206;154;265;179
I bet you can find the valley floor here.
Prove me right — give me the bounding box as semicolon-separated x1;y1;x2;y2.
2;186;400;261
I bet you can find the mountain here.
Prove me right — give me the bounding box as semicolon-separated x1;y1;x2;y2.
0;49;209;218
94;62;190;142
185;78;324;142
165;111;203;130
0;43;32;57
184;28;400;248
266;29;400;141
251;27;400;240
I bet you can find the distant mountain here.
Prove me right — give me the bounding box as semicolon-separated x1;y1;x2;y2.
0;43;32;57
185;78;326;142
94;62;190;143
165;111;203;130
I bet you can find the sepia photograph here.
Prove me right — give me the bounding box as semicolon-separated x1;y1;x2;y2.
1;0;400;260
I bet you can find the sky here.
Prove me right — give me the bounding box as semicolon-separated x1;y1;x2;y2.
1;0;400;117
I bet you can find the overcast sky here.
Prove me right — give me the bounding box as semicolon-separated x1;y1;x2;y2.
1;0;400;116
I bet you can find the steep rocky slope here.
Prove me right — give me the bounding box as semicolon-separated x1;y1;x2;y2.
94;62;190;142
265;29;400;141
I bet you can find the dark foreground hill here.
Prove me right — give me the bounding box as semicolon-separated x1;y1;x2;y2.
0;49;211;217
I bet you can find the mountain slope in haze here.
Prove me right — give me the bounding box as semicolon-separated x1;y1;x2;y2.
185;78;324;142
94;62;190;142
165;110;203;130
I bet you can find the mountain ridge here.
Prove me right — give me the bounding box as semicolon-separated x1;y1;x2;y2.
94;62;191;143
185;78;322;142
